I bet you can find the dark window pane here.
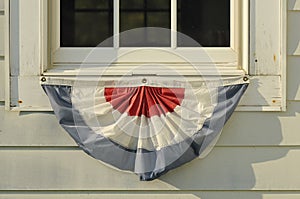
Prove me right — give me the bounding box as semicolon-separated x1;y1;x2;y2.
147;0;170;9
120;0;144;9
61;0;113;47
120;12;144;31
75;0;109;9
148;12;170;27
120;0;171;47
177;0;230;47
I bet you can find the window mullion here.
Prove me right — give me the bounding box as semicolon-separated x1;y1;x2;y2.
171;0;177;48
113;0;119;48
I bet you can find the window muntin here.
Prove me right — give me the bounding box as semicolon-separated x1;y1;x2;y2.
120;0;171;47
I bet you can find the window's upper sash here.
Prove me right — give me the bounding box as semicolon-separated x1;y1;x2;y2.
50;0;245;74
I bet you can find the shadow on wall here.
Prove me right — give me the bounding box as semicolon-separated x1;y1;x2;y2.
158;86;296;199
287;5;300;56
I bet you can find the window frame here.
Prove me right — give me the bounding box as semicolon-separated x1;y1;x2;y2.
6;0;287;112
49;0;248;76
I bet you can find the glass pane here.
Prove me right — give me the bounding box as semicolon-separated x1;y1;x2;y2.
75;0;109;9
120;12;144;31
148;12;170;28
120;0;144;9
147;0;170;9
74;12;112;47
177;0;230;47
60;0;113;47
120;0;171;47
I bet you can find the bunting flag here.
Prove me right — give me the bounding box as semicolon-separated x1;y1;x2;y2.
42;76;248;181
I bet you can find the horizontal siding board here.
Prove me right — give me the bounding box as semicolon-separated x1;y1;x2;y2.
219;101;300;146
1;192;300;199
288;11;300;55
289;0;300;10
1;102;300;146
0;107;75;146
287;56;300;100
0;147;298;190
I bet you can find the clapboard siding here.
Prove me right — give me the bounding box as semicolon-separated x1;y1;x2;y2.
287;0;300;101
0;147;297;190
1;101;300;147
288;57;300;100
1;192;300;199
289;0;300;10
287;11;300;55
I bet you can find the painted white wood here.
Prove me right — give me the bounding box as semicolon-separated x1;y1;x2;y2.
242;0;249;74
281;0;287;111
9;0;19;77
288;0;300;10
287;56;300;100
4;0;9;109
288;11;300;55
239;76;282;107
1;192;300;199
1;102;300;147
11;76;51;109
113;0;119;48
51;0;240;65
50;0;60;57
52;48;238;64
12;75;282;111
171;0;176;49
250;0;281;75
45;64;244;76
0;61;4;101
0;147;298;190
0;16;4;56
18;0;42;76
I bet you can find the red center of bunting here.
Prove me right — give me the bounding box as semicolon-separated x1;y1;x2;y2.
104;86;185;118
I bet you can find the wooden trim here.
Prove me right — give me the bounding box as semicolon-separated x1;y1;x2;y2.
51;0;239;66
52;47;238;64
281;0;287;111
4;0;9;109
113;0;119;48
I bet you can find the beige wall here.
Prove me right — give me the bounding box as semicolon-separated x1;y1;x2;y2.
0;0;300;198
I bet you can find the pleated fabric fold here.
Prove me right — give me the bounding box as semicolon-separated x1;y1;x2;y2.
42;76;248;181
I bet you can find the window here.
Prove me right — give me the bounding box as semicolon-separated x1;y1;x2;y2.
50;0;243;67
59;0;230;48
8;0;287;111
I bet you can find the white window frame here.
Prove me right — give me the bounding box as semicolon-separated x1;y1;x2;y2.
48;0;248;76
6;0;287;111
